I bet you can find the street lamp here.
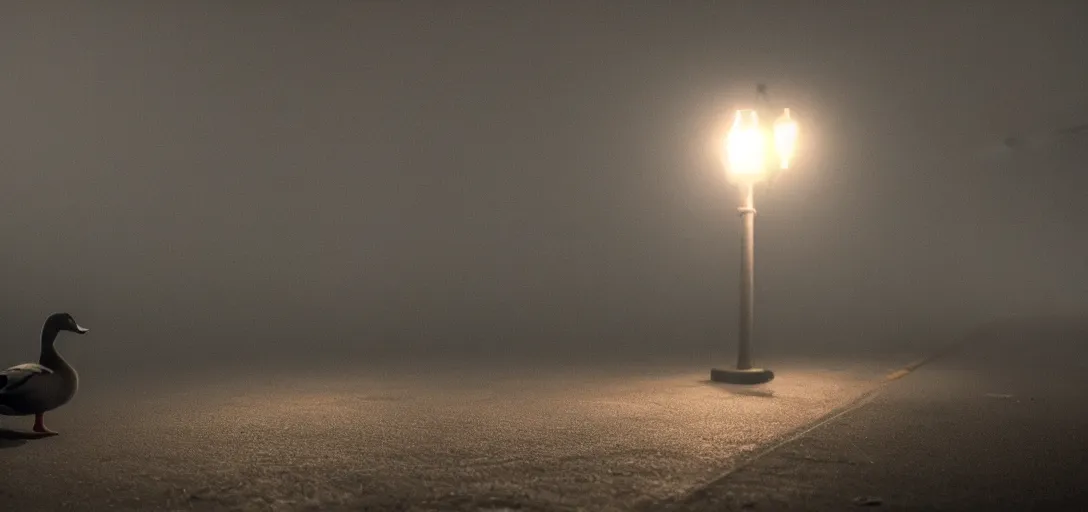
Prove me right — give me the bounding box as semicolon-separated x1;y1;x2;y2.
710;85;798;385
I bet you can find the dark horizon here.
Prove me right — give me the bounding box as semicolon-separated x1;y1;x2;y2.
1;2;1085;374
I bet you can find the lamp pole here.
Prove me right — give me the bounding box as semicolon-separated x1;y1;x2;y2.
737;180;756;371
711;84;796;385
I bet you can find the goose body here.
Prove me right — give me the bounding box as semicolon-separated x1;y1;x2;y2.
0;313;89;435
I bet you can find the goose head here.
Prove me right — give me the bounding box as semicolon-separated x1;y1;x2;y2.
45;313;89;335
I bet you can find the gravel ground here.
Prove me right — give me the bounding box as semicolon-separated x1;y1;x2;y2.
0;354;925;511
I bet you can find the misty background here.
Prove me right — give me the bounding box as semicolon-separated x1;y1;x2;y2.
0;2;1085;375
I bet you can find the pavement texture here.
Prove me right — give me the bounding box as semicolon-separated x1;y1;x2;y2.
0;348;930;512
653;317;1088;511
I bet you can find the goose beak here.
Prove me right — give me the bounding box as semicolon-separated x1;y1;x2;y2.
75;325;89;334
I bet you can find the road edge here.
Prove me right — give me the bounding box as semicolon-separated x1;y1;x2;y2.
646;330;980;510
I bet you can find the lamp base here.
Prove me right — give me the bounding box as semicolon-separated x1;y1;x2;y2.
711;367;775;385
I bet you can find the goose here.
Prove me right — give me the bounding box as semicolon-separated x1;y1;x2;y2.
0;313;89;435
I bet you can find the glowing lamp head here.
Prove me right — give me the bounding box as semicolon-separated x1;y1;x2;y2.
725;110;766;178
773;108;798;170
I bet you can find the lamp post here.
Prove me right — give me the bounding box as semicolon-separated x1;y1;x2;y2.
710;84;798;385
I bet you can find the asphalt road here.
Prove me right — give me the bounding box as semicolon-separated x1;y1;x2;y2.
0;349;921;512
654;317;1088;511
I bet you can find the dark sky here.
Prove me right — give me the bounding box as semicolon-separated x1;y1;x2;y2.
1;2;1085;369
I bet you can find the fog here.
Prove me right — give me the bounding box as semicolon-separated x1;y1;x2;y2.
0;2;1085;376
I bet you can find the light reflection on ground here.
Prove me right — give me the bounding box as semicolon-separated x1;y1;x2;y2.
0;356;920;511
